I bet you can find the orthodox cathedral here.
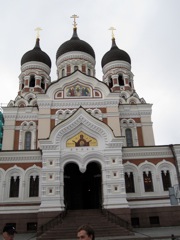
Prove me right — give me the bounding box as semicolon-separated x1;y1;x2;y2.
0;16;180;234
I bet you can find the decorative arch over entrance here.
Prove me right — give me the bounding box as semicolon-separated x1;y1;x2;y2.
64;162;102;210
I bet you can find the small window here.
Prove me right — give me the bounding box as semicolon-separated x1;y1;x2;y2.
29;176;39;197
25;131;31;150
88;68;91;76
131;218;140;228
118;75;124;86
19;103;25;108
62;69;65;77
125;172;135;193
125;128;133;147
143;171;154;192
149;216;160;225
9;176;20;197
94;110;99;114
74;66;78;71
161;170;171;191
41;77;45;89
27;222;37;232
109;76;113;88
29;75;35;87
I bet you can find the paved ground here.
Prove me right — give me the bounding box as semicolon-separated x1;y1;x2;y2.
0;226;180;240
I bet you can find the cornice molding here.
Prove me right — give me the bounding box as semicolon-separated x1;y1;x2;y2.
107;142;123;149
102;60;131;74
48;99;119;109
16;114;38;121
40;145;59;151
122;147;172;159
56;51;95;67
21;61;51;75
0;153;42;162
3;113;38;121
0;157;41;163
119;110;152;118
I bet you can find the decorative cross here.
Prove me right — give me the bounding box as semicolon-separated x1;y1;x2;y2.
71;14;79;28
109;26;116;39
35;27;42;38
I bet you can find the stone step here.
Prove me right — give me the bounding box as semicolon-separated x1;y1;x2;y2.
37;209;133;240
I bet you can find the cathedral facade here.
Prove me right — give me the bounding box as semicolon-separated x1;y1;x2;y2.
0;18;180;233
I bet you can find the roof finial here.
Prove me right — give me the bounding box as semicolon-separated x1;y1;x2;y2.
71;14;79;29
35;27;42;39
109;27;116;39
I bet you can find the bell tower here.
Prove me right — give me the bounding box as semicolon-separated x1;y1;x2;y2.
101;27;133;93
18;28;51;97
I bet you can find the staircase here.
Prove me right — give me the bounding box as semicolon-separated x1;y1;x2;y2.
37;209;134;240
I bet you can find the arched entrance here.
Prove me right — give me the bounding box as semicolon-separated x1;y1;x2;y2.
64;162;102;210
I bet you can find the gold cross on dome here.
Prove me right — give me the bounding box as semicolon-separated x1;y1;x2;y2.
109;26;116;39
35;27;42;38
71;14;79;28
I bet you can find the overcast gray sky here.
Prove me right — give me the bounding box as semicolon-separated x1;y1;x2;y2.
0;0;180;146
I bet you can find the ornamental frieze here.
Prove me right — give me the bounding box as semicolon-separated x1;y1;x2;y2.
50;100;119;109
122;150;172;159
0;156;41;162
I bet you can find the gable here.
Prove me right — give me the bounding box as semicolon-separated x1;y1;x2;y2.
44;71;111;100
39;107;123;151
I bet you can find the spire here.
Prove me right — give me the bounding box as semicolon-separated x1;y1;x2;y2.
35;27;42;39
21;27;51;67
109;27;118;49
56;15;95;61
70;14;79;39
34;27;42;49
109;27;116;40
101;27;131;67
71;14;79;29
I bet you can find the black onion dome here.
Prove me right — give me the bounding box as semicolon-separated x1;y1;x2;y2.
101;38;131;67
21;38;51;68
56;28;95;60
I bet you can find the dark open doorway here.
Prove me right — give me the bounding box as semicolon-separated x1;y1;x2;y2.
64;162;102;210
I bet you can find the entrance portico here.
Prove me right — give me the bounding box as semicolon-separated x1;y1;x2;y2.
39;108;129;212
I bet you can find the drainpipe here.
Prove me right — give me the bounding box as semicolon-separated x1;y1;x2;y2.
169;144;180;187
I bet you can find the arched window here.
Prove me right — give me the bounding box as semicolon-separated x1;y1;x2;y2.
29;75;35;87
19;122;36;150
29;176;39;197
19;102;25;108
118;75;124;86
9;176;20;197
62;69;65;77
109;76;113;88
143;171;154;192
125;128;133;147
125;172;135;193
74;66;78;71
25;131;31;150
41;77;45;89
161;170;171;191
88;69;91;76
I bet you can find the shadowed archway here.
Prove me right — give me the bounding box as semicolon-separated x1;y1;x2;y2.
64;162;102;210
